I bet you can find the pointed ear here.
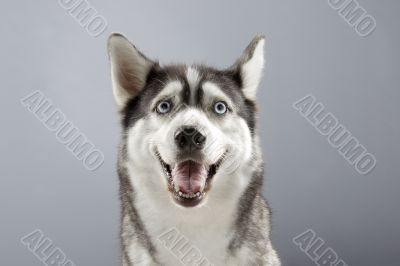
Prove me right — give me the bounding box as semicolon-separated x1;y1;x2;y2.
107;33;154;108
231;35;265;100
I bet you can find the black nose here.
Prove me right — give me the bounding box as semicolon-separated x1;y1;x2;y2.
175;127;206;150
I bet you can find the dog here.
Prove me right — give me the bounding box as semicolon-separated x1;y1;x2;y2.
107;33;280;266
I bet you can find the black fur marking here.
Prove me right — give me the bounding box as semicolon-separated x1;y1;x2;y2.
196;85;204;107
181;83;191;105
241;99;256;135
121;65;186;129
120;62;257;133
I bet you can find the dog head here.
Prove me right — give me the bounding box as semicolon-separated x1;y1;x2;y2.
108;33;265;208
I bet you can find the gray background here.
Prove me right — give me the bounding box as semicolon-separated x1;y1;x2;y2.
1;0;399;265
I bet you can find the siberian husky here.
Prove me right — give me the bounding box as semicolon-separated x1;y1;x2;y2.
107;33;280;266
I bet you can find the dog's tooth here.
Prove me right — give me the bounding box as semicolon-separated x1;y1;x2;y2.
196;192;200;197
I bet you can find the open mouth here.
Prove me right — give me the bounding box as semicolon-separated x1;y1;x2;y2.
155;151;224;207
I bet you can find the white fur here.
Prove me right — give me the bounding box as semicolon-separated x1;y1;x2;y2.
186;66;201;104
150;80;183;108
202;81;235;112
240;38;265;100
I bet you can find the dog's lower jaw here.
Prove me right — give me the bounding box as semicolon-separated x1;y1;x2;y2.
119;160;281;266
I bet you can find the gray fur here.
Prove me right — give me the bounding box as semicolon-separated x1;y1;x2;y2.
118;142;158;265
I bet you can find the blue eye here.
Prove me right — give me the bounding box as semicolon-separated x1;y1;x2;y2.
156;101;172;114
214;101;227;114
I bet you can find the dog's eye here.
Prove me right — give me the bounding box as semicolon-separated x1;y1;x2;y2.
213;101;227;115
156;100;172;114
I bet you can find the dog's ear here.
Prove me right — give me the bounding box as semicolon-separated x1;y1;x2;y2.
108;33;154;108
230;35;265;101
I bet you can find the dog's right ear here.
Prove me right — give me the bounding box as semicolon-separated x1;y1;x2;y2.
107;33;154;109
229;35;265;101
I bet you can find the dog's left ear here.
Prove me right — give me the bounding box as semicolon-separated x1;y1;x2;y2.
107;33;155;109
230;35;265;101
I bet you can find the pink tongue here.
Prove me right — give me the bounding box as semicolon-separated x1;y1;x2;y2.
172;161;207;194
